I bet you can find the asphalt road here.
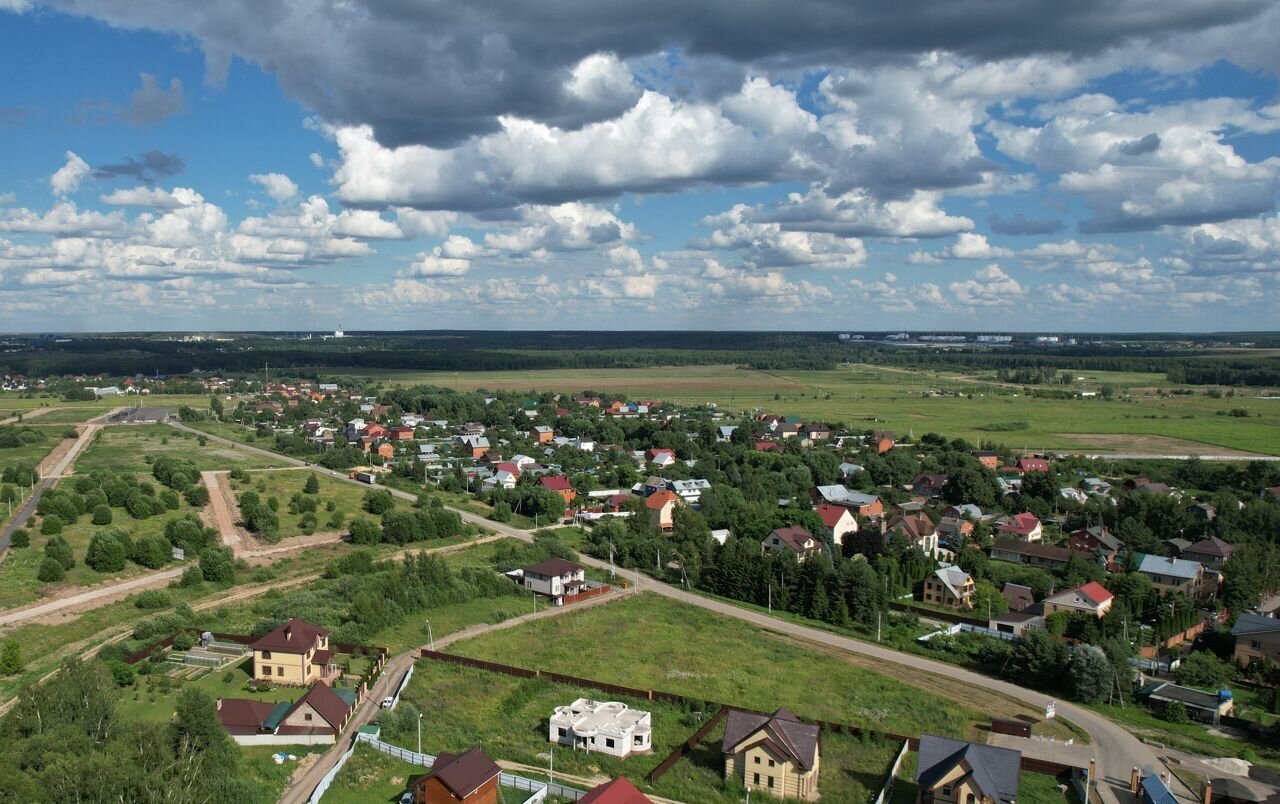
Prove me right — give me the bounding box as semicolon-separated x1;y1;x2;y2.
172;422;1187;804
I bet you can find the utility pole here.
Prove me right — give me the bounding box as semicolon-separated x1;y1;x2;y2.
876;610;881;643
417;713;423;755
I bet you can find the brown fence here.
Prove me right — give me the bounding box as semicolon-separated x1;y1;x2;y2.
417;650;1085;776
568;584;612;605
991;718;1032;739
888;601;988;627
647;705;729;782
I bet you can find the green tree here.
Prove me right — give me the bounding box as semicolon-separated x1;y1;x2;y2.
90;504;114;525
349;517;382;545
199;546;235;584
44;534;74;569
85;531;128;572
0;638;23;675
1067;645;1113;703
37;556;65;582
9;528;29;548
303;473;320;494
1176;650;1236;689
40;514;64;535
364;488;395;515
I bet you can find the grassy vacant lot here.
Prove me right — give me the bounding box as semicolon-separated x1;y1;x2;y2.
233;468;389;538
358;364;1280;455
450;592;988;740
0;424;75;467
391;659;901;804
76;424;290;473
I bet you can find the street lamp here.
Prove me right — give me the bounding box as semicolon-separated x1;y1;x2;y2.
425;619;434;652
417;713;423;755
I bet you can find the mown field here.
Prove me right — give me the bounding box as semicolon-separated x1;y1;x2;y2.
76;425;290;473
352;364;1280;455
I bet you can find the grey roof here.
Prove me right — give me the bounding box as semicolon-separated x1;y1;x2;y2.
1138;554;1201;580
1141;682;1224;711
916;734;1020;804
933;565;972;598
722;708;819;770
1232;613;1280;637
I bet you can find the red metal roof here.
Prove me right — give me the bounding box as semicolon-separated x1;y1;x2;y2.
579;777;654;804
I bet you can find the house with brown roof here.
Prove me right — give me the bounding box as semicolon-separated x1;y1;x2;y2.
1017;457;1050;473
538;475;577;508
251;619;335;686
886;513;939;557
216;680;357;745
375;441;396;461
871;431;895;454
412;747;501;804
646;489;678;531
1182;536;1234;570
912;473;950;497
762;526;822;562
972;451;1000;470
521;558;587;606
1001;583;1035;613
579;777;654;804
989;539;1090;570
722;707;821;801
1066;526;1123;567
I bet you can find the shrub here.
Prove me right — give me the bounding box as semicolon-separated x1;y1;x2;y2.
199;546;235;584
86;531;129;573
363;489;394;515
9;528;29;548
0;639;23;675
489;501;513;523
1160;701;1189;724
40;514;64;535
303;473;320;494
183;485;210;507
131;534;172;569
37;557;65;582
172;632;197;651
107;660;136;687
178;565;205;588
160;490;181;511
134;590;172;609
44;535;74;569
91;504;114;525
349;517;381;545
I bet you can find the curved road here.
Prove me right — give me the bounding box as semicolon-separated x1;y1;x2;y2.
168;421;1193;804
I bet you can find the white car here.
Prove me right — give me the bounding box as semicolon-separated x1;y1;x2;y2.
380;696;395;708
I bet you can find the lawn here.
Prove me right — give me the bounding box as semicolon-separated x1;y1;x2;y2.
76;424;290;473
448;592;991;740
388;659;902;804
232;467;399;538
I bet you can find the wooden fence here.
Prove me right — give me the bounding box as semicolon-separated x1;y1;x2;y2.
646;705;729;782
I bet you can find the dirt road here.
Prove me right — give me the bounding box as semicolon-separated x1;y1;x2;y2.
201;470;248;553
0;406;58;426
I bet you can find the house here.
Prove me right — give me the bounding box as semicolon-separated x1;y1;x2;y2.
722;707;821;801
645;448;676;467
988;612;1044;637
717;425;738;443
549;698;653;758
762;525;823;562
640;476;668;496
1137;554;1204;597
412;747;501;804
972;451;1000;470
458;434;490;458
1016;457;1049;473
1138;682;1233;725
579;777;654;804
812;485;884;518
989;539;1089;570
538;475;577;508
530;425;554;444
646;489;678;531
886;513;939;557
1231;613;1280;666
871;431;895;454
923;565;975;610
251;619;335;686
375;441;396;461
816;503;857;548
1001;583;1035;613
912;473;949;497
838;462;865;481
216;680;356;745
390;426;416;441
670;478;712;504
937;516;974;549
1066;526;1123;566
521;558;587;606
1059;487;1089;505
1043;582;1114;618
1186;502;1217;522
1183;536;1233;570
995;512;1042;543
914;734;1020;804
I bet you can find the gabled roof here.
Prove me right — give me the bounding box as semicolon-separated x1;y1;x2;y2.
916;734;1020;804
722;708;820;771
1185;536;1233;558
284;681;351;729
932;565;973;598
816;503;853;528
1046;582;1113;609
524;557;583;577
425;747;501;800
888;512;936;542
997;512;1041;536
251;618;329;653
1002;583;1035;612
1137;554;1202;580
766;525;818;555
645;489;678;509
578;777;654;804
1232;612;1280;637
539;475;574;491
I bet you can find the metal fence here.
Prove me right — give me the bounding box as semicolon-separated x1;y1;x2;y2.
305;737;359;804
387;663;413;711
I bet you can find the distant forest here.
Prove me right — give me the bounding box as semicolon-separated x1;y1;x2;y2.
1;331;1278;387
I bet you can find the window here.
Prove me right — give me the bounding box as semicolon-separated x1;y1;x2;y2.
754;756;761;765
558;728;567;737
753;773;760;785
262;666;272;676
605;738;615;749
1253;640;1263;649
278;667;284;675
768;759;776;768
304;713;313;722
261;650;272;660
968;795;976;804
635;735;644;745
768;777;775;788
943;786;953;796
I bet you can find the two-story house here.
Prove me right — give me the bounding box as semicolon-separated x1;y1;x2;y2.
1137;554;1205;597
251;618;335;686
722;707;821;801
922;565;975;610
762;526;823;563
1232;613;1280;667
914;734;1020;804
522;558;587;606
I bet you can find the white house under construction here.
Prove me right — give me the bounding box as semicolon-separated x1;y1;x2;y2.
548;698;652;758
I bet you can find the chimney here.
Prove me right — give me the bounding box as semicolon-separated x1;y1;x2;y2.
1203;780;1213;804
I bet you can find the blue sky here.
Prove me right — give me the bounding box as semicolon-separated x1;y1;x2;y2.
1;1;1278;332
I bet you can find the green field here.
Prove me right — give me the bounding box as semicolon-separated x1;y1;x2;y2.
351;364;1280;455
450;593;1002;740
76;425;291;473
388;659;900;804
0;424;74;468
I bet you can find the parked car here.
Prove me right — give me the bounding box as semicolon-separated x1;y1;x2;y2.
381;696;395;708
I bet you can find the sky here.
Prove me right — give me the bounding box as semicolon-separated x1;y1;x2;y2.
1;2;1279;333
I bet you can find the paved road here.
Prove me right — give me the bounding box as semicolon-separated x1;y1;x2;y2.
175;422;1187;804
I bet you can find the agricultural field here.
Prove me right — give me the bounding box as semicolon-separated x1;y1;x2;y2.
76;424;291;473
386;659;901;804
448;592;1025;740
355;364;1280;455
230;468;391;539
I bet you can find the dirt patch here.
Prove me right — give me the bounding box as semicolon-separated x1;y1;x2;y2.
1055;433;1270;457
